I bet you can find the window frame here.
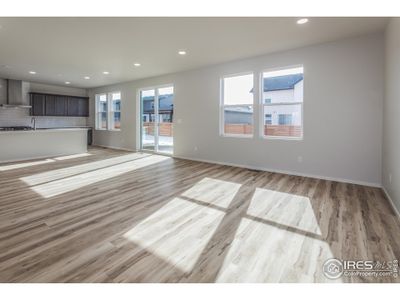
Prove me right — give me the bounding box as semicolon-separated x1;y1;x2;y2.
109;91;122;131
220;71;255;138
95;91;122;131
95;93;108;131
259;65;304;141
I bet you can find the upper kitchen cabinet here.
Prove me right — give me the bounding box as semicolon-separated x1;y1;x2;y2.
67;97;89;117
31;93;46;116
45;94;67;116
30;93;89;117
78;98;89;117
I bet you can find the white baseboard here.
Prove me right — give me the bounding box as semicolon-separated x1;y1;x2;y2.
382;187;400;219
174;155;382;188
89;146;382;188
92;144;135;152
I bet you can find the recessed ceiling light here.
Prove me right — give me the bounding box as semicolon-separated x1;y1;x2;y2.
178;50;187;55
297;18;309;25
65;81;71;85
133;63;141;67
103;71;110;75
84;76;90;80
29;71;36;74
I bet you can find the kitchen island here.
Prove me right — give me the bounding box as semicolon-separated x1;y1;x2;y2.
0;128;88;163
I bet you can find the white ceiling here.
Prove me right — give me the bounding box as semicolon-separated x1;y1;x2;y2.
0;17;388;89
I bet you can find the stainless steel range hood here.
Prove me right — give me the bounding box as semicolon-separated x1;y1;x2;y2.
0;79;31;109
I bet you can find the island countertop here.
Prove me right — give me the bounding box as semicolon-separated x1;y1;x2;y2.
0;128;89;134
0;128;88;163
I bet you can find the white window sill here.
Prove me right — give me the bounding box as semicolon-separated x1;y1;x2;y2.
221;133;254;139
94;128;121;132
262;135;303;141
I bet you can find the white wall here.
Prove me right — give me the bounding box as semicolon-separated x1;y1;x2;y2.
0;80;88;128
383;19;400;212
88;33;384;186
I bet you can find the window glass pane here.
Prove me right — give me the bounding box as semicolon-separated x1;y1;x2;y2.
96;94;107;130
113;112;121;129
141;89;155;151
157;86;174;154
111;92;121;111
223;74;253;105
263;67;303;104
224;105;253;135
263;66;303;138
99;112;107;129
98;94;107;112
264;104;302;137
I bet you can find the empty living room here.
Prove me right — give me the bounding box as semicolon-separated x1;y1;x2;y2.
0;0;399;298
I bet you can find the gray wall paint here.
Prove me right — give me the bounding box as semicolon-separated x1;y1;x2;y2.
383;19;400;212
88;33;384;186
0;80;88;128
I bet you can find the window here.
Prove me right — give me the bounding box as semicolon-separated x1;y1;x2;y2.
95;92;122;130
262;66;303;138
110;92;121;130
221;73;254;136
265;114;272;125
95;94;107;130
278;114;293;125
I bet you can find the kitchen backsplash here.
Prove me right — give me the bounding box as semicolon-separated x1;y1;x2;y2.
0;108;87;128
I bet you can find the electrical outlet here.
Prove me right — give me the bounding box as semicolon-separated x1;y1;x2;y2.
297;156;303;163
389;173;392;184
194;146;198;152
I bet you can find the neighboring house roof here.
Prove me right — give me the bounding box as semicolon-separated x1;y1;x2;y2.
264;74;303;92
250;73;304;93
143;94;173;112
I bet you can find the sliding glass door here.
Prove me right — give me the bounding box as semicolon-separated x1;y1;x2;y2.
140;86;174;154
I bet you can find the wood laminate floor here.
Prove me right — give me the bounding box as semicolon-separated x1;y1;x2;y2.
0;147;399;283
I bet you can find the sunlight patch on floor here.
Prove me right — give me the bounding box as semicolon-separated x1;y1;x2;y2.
28;154;169;198
215;217;338;283
21;152;151;186
123;197;225;273
214;187;338;283
0;158;55;171
247;188;322;236
181;177;241;208
53;152;92;160
0;153;92;172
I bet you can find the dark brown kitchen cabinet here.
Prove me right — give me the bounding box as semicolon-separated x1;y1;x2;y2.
78;98;89;116
31;93;46;116
55;96;68;116
30;93;89;117
67;97;79;116
44;94;56;115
